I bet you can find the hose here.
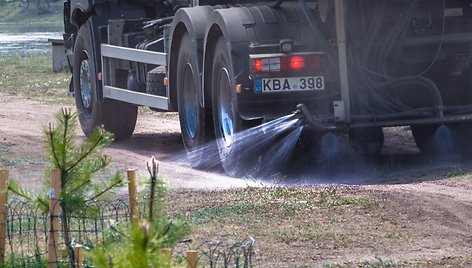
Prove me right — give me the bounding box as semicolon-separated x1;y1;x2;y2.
297;0;338;69
354;76;443;114
269;0;284;8
143;17;174;30
414;0;446;77
351;0;446;114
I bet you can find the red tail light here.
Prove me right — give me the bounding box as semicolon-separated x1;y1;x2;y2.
251;54;322;73
288;56;305;71
253;58;263;72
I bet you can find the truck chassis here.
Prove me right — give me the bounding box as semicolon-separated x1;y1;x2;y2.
63;0;472;176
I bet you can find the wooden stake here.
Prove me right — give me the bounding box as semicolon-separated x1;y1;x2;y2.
74;246;83;268
187;250;198;268
0;170;8;265
48;169;61;268
127;169;138;222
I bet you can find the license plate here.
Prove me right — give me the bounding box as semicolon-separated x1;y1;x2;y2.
255;76;325;93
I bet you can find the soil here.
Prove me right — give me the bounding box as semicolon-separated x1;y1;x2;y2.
1;91;472;266
0;92;252;189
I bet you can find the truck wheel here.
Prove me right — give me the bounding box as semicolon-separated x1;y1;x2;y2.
349;127;384;155
411;124;439;153
211;36;250;177
447;123;471;156
73;21;137;141
411;124;456;154
177;33;217;169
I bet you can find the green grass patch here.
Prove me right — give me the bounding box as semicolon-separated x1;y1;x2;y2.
322;257;401;268
1;155;44;167
0;142;13;155
0;142;15;167
166;186;446;266
0;54;72;104
0;141;44;168
446;166;467;177
185;187;376;225
171;187;383;248
322;256;472;268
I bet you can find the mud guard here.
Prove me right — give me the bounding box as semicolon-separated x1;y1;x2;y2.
202;7;253;115
168;6;217;110
203;5;326;120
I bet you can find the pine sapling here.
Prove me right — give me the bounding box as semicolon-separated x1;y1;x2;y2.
9;108;125;267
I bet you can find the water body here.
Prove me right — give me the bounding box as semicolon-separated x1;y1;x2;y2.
0;23;63;58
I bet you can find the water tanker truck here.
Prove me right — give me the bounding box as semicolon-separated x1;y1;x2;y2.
63;0;472;176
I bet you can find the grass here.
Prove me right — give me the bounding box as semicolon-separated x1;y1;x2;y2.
0;1;62;24
0;54;72;105
167;186;412;266
0;142;13;155
321;256;472;268
446;166;467;177
183;187;376;225
0;142;14;167
165;186;472;267
322;258;401;268
6;183;472;267
0;141;44;169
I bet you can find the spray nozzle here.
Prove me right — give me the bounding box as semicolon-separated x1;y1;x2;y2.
294;104;326;132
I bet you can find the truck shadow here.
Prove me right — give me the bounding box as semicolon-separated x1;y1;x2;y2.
110;132;184;157
282;127;472;185
108;128;472;186
284;151;471;186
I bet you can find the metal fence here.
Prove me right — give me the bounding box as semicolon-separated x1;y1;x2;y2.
6;198;254;267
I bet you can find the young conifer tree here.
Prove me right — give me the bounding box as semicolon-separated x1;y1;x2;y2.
9;108;124;266
90;157;191;268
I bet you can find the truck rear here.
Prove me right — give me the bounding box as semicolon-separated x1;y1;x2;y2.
63;0;472;176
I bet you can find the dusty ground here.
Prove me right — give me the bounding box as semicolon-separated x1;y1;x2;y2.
0;92;253;189
1;91;472;266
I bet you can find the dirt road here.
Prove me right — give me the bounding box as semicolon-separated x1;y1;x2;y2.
0;92;254;189
2;92;472;266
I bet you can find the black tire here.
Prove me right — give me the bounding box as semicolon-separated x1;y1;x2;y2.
411;124;438;154
411;124;456;154
73;20;137;141
210;36;251;177
176;33;218;169
146;66;166;96
349;127;384;155
447;123;472;156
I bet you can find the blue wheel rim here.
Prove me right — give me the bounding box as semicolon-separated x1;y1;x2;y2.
183;64;197;139
218;68;234;147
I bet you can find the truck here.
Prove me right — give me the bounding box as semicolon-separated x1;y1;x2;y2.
63;0;472;176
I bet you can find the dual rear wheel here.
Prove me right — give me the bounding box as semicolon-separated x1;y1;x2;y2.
176;33;247;175
210;36;252;177
178;33;388;176
176;33;218;169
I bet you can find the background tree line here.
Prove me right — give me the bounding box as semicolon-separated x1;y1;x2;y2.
0;0;62;15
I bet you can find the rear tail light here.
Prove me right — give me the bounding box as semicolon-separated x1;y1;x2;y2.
253;58;263;72
251;54;323;74
285;56;305;71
